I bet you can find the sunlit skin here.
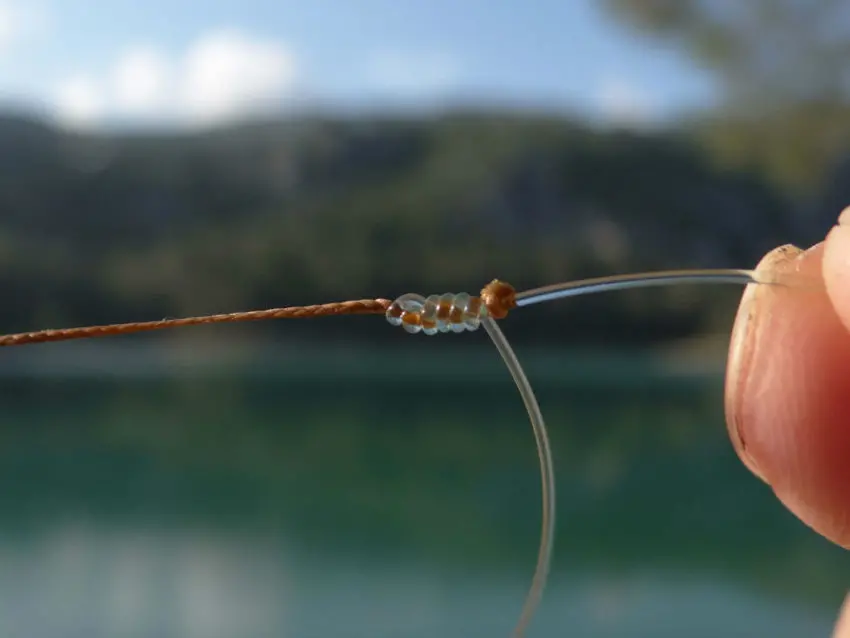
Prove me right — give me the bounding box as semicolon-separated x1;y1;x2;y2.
725;208;850;637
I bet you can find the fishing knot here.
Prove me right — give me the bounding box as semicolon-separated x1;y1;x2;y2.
481;279;517;320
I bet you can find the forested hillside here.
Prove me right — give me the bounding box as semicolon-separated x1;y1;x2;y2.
0;111;838;345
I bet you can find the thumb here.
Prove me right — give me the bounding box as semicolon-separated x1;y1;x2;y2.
824;207;850;332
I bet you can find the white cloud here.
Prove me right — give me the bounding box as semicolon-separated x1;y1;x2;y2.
54;75;104;128
51;28;299;129
594;77;657;127
180;30;296;124
365;50;460;98
110;46;171;117
0;1;50;53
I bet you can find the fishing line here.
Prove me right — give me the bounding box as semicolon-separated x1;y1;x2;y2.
0;266;821;637
380;266;818;638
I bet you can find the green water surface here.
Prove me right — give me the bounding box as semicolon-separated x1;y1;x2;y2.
0;345;845;637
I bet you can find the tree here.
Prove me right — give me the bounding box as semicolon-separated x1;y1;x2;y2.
603;0;850;193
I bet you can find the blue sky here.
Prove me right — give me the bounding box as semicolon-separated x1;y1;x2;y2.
0;0;719;129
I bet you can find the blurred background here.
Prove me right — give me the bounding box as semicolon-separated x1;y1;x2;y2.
1;0;849;636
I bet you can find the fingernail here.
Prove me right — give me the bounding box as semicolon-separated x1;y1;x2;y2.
838;206;850;225
766;244;804;264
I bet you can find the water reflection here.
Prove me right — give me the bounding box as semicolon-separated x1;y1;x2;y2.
0;523;836;638
0;346;845;637
0;523;291;637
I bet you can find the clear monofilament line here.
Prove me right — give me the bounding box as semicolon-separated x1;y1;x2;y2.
383;265;823;638
515;268;760;306
385;292;555;638
514;267;825;307
483;317;555;638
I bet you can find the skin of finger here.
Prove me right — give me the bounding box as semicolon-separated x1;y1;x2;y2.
835;595;850;638
725;242;850;548
823;208;850;333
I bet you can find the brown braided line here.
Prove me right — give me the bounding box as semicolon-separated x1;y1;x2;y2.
0;298;394;347
0;280;519;348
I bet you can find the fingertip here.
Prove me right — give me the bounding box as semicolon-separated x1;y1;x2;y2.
725;242;850;548
725;244;803;482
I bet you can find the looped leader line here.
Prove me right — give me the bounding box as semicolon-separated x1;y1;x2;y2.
0;267;816;638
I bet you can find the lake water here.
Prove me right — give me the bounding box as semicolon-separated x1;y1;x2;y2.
0;343;846;637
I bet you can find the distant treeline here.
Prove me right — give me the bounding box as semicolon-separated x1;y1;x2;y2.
0;111;841;346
